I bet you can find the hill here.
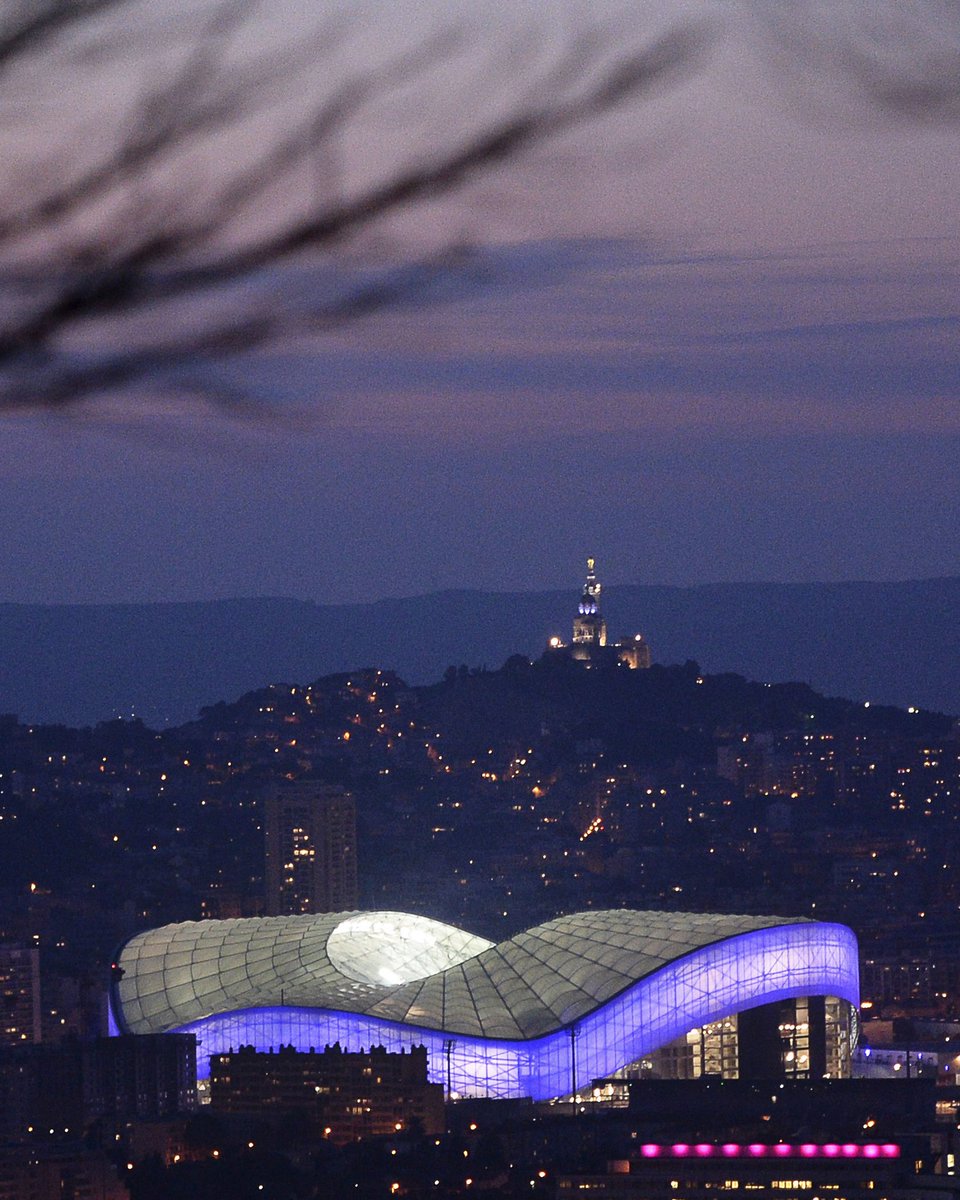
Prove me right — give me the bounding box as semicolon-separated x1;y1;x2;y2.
0;577;957;726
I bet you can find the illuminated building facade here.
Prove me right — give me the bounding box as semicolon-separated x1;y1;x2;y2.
635;995;853;1080
549;559;652;670
264;782;358;916
110;909;859;1101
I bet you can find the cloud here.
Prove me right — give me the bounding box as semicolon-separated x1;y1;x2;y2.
233;236;960;436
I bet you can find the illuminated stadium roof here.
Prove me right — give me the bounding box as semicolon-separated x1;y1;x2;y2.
111;909;859;1100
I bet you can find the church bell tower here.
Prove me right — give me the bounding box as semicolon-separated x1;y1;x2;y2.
572;557;607;648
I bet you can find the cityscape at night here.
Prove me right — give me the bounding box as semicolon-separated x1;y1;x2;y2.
1;1;960;1197
3;561;960;1195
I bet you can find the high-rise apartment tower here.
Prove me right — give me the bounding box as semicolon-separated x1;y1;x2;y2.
0;945;41;1047
264;782;358;916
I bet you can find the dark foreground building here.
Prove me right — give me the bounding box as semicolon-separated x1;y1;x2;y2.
0;1034;197;1141
551;1077;955;1200
555;1141;922;1199
209;1042;444;1143
0;1144;126;1200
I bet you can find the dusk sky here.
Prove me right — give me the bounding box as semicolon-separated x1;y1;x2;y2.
2;1;959;605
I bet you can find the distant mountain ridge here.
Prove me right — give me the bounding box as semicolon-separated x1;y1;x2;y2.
1;577;957;727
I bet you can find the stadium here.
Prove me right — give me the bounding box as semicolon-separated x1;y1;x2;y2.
109;909;859;1100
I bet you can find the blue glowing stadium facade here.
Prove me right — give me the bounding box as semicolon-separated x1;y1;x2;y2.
110;910;859;1100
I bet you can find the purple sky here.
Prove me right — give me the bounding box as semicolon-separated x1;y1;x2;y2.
1;3;959;604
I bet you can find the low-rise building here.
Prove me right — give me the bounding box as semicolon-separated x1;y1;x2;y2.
210;1042;444;1143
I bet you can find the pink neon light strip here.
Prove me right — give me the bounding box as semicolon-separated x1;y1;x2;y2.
637;1144;900;1160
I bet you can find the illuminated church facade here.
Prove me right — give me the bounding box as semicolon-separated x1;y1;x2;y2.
548;558;652;669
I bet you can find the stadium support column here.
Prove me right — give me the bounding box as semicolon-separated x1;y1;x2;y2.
444;1039;456;1101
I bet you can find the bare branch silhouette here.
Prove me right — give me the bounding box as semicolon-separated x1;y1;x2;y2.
0;0;127;73
5;2;955;418
753;2;960;125
0;1;708;415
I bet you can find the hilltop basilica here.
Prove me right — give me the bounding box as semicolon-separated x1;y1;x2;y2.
547;558;652;669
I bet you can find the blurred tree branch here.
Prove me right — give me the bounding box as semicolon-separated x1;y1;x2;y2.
755;1;960;124
6;2;956;418
0;0;705;415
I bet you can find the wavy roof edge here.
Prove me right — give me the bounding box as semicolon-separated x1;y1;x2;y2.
112;908;829;1042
